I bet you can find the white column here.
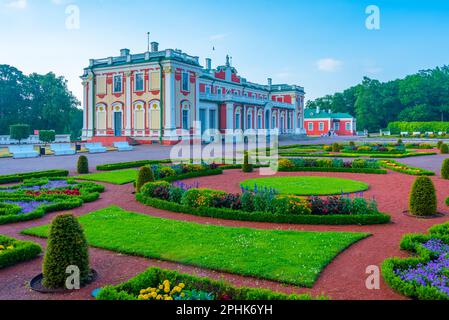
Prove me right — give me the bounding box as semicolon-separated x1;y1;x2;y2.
87;75;94;138
82;80;88;139
124;72;132;136
164;66;176;136
225;102;234;133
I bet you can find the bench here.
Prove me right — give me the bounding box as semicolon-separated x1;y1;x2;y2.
113;141;133;152
50;143;76;156
85;142;107;153
8;145;39;159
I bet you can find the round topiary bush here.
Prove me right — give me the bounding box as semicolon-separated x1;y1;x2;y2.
242;152;254;173
409;176;437;217
437;141;443;150
441;159;449;180
135;166;155;193
440;144;449;154
42;214;90;289
397;139;403;145
77;156;89;174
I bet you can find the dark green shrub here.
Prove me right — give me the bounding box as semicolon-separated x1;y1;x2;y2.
10;124;30;144
0;235;42;269
77;156;89;174
441;144;449;154
349;141;356;148
135;166;155;193
242;152;254;173
437;141;443;150
409;176;437;216
397;139;403;145
241;192;255;212
42;214;90;289
446;197;449;206
441;159;449;180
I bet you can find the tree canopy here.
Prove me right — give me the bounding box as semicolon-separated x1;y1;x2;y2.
0;65;82;139
306;66;449;132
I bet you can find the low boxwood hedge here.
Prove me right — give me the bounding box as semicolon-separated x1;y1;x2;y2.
137;193;391;225
382;222;449;300
96;159;172;171
161;168;224;183
0;170;69;184
278;167;387;174
96;267;323;300
379;160;435;176
0;235;42;269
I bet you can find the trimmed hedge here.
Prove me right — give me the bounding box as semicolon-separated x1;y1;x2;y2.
0;170;69;184
387;121;449;134
382;222;449;300
0;235;42;269
380;160;435;176
161;169;224;183
137;193;391;226
97;267;323;300
441;144;449;154
278;166;387;174
96;159;172;171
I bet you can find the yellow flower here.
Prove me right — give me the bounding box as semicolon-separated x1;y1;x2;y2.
6;246;13;250
179;283;185;289
156;295;162;300
140;289;146;294
0;245;4;250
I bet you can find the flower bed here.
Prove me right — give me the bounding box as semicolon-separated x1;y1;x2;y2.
0;170;69;184
278;158;387;174
382;222;449;300
379;160;435;176
0;178;104;225
137;181;390;225
0;235;42;269
97;267;323;301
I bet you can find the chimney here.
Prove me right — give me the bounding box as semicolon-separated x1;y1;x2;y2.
205;58;212;70
316;107;320;114
120;48;130;57
328;109;332;114
267;78;272;89
151;42;159;52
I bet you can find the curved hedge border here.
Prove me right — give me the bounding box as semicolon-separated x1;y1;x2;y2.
382;222;449;300
278;167;387;174
379;160;435;176
96;159;172;171
161;168;224;183
0;170;69;184
0;234;42;269
0;180;104;225
97;267;323;300
137;193;391;225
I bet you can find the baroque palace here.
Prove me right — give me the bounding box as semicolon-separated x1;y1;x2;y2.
81;42;306;145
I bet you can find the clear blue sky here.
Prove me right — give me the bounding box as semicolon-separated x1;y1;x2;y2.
1;0;449;103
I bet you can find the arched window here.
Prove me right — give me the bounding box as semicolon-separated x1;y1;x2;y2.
181;101;191;130
258;110;263;129
148;101;161;130
96;104;107;130
235;107;242;130
133;101;145;130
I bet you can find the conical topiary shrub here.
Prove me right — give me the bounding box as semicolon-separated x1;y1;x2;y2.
135;166;155;193
242;152;254;173
409;176;437;216
77;156;89;174
42;214;90;289
441;144;449;154
437;141;443;150
441;159;449;180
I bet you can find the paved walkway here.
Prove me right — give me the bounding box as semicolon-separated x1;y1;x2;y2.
1;169;448;300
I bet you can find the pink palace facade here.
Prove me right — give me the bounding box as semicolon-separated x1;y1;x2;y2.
81;42;306;145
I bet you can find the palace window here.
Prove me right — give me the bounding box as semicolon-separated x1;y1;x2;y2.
319;122;325;131
346;122;351;131
258;113;263;129
272;115;277;129
334;122;340;131
205;85;211;94
182;72;189;92
134;103;145;130
308;122;314;131
247;112;252;129
235;112;241;130
182;109;190;130
217;88;222;95
135;73;144;92
113;75;123;93
150;72;160;90
149;102;161;130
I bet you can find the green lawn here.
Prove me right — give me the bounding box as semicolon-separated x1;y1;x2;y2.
22;206;369;287
241;176;369;196
75;169;137;185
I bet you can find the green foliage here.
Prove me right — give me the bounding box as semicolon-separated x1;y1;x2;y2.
77;156;89;174
9;124;30;143
440;144;449;154
409;176;437;216
397;139;403;145
96;267;321;301
0;235;42;269
388;121;449;134
379;160;435;176
437;141;443;150
441;159;449;179
38;130;56;144
242;152;254;173
96;159;171;171
0;169;69;184
332;143;342;152
135;166;154;193
42;214;90;289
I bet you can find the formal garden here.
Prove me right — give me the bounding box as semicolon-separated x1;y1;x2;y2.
1;146;449;301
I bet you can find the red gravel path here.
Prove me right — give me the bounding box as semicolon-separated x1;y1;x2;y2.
1;169;449;300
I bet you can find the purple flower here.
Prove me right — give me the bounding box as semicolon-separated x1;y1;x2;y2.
3;200;53;214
